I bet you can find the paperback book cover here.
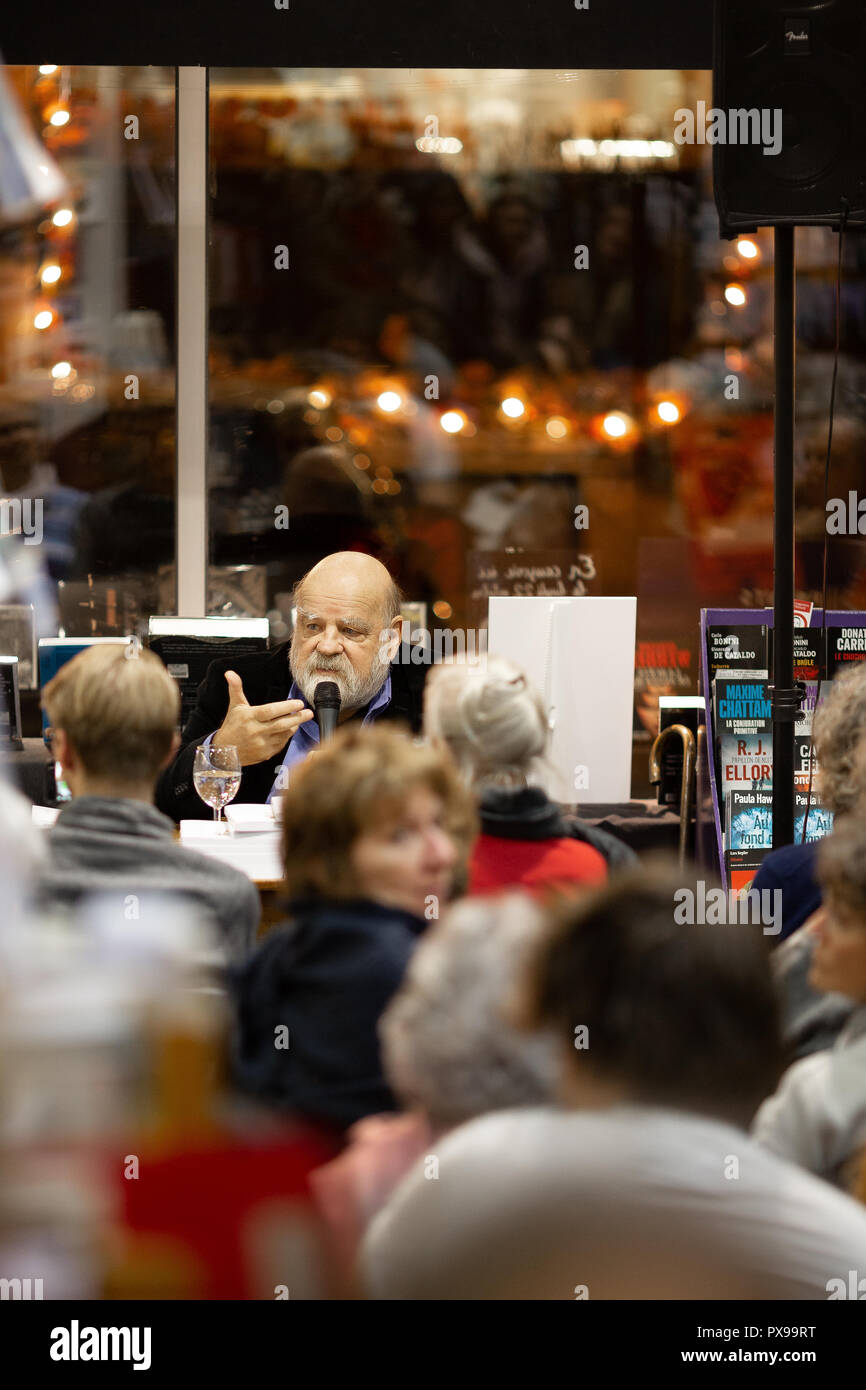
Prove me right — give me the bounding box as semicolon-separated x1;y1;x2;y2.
827;626;866;677
795;735;819;784
795;680;819;737
793;630;821;683
718;733;772;794
794;791;833;845
713;673;773;733
725;788;772;895
724;787;833;892
706;624;769;685
714;671;773;804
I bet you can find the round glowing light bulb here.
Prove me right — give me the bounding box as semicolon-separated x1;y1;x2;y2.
377;390;402;413
49;110;70;127
501;396;525;419
51;361;72;379
724;283;747;307
440;410;465;434
52;208;73;227
308;388;332;409
39;65;58;76
545;417;568;439
41;263;62;284
656;400;680;424
34;309;54;330
736;238;759;260
602;412;629;439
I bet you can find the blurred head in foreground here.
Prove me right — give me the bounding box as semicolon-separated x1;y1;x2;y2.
308;893;559;1270
43;642;180;800
362;866;866;1299
811;658;866;817
811;659;866;818
280;723;476;918
380;892;558;1133
812;820;866;1001
521;861;784;1128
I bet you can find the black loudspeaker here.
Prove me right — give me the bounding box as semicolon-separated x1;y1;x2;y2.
713;0;866;236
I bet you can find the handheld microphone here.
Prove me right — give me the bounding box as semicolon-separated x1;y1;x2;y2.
314;680;341;741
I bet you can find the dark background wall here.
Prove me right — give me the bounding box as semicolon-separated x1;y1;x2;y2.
3;0;714;68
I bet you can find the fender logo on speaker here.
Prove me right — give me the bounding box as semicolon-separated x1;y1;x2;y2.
784;19;810;56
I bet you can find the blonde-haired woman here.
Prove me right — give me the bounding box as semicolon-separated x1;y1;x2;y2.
231;722;476;1136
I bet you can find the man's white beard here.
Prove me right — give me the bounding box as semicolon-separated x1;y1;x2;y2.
289;642;390;715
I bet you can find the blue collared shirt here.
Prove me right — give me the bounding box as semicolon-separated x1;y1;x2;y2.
265;673;393;802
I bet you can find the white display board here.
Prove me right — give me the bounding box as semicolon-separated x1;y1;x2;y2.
488;596;637;804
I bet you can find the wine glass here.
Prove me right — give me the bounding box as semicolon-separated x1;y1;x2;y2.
193;745;241;830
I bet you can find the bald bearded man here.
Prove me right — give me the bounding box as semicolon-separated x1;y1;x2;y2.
156;552;429;821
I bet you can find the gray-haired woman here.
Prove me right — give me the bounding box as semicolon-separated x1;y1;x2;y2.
422;654;636;897
753;659;866;1057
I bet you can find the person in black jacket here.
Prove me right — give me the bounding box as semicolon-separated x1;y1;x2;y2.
156;550;429;820
230;723;477;1134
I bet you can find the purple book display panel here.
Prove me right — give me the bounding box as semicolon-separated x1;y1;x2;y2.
700;609;866;884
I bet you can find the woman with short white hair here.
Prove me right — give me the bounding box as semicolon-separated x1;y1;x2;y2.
379;890;558;1130
423;655;634;897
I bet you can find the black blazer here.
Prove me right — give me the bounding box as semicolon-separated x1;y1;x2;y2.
229;896;428;1133
155;641;430;821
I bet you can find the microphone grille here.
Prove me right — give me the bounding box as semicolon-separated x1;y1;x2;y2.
314;680;341;706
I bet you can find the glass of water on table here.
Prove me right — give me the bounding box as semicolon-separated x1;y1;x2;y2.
193;745;242;830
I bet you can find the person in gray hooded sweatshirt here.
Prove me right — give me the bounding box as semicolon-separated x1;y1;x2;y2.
36;642;259;960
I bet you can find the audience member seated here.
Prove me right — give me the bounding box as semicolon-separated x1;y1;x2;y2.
753;662;866;1058
309;892;558;1273
229;724;476;1136
37;643;260;958
753;659;866;934
423;656;633;897
753;823;866;1191
362;864;866;1299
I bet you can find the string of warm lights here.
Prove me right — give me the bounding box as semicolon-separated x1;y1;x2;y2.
290;223;766;467
295;379;689;465
18;70;765;443
28;65;84;398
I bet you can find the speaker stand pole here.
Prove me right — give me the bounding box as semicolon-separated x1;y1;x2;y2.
771;224;799;849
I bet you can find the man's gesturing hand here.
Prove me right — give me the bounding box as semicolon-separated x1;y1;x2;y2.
213;670;315;767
